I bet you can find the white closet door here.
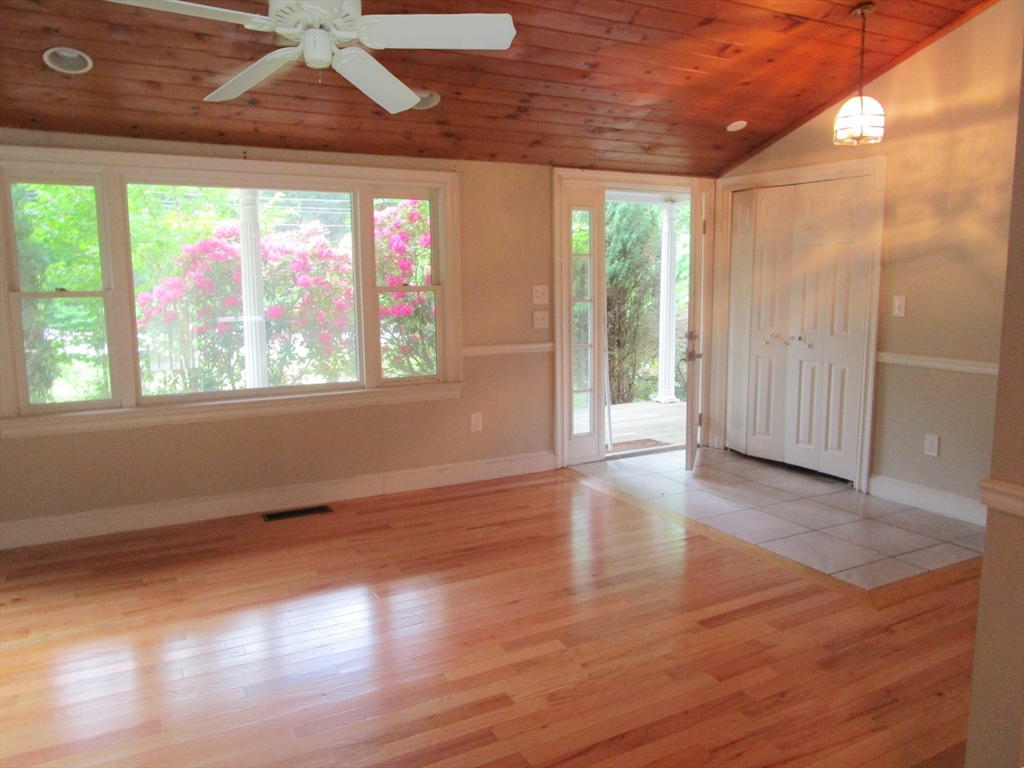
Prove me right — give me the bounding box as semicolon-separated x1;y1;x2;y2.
784;176;871;480
745;185;794;462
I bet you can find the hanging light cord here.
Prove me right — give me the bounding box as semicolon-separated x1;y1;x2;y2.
858;8;867;102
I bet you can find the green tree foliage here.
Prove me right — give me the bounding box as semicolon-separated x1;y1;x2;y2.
12;184;110;403
605;202;661;404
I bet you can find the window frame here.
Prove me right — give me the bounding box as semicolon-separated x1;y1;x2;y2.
0;147;462;437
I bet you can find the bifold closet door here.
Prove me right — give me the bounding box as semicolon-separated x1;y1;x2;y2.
728;177;872;482
784;177;870;480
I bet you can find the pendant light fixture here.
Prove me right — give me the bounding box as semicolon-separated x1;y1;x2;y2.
834;2;885;145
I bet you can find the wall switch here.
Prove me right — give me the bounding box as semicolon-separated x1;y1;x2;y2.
470;413;483;432
532;310;549;329
532;285;549;305
893;295;906;317
924;434;939;457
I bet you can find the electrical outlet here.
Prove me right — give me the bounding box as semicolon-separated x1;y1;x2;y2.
532;310;549;329
924;434;939;457
532;285;549;305
893;295;906;317
470;413;483;432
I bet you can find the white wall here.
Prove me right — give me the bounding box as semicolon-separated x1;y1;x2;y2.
0;132;555;532
727;0;1023;502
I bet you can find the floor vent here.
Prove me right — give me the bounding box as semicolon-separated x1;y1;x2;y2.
262;505;332;522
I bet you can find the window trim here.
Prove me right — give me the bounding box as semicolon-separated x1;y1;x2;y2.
0;146;463;437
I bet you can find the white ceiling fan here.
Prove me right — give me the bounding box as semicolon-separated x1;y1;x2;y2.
104;0;516;113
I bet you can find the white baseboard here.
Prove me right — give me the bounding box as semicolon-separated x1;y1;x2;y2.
0;451;556;550
868;475;988;526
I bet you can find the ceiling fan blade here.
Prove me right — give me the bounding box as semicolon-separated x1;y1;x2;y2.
332;48;419;114
204;46;303;102
104;0;274;29
357;14;516;50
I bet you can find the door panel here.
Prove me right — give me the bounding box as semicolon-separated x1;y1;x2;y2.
745;185;792;462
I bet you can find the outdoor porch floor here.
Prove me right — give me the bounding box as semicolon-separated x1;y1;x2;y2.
608;399;686;452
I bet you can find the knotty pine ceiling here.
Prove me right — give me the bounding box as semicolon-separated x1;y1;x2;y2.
0;0;999;176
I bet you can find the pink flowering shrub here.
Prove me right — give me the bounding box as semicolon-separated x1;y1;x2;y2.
136;219;357;393
373;199;437;378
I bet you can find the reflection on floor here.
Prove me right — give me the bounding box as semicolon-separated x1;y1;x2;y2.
575;447;985;590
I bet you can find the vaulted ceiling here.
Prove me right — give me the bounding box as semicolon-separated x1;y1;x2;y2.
0;0;997;176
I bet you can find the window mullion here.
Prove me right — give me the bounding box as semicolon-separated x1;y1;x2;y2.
101;172;140;409
358;188;382;388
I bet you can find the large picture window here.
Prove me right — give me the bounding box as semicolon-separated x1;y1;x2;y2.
0;148;461;430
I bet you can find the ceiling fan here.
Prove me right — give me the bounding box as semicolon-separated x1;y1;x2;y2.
104;0;516;113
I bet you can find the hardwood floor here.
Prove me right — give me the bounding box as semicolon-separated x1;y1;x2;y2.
0;471;979;767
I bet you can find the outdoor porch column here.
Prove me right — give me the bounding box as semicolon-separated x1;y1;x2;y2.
240;188;268;388
654;201;678;403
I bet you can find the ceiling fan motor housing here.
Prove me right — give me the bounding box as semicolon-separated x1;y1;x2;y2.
302;28;333;69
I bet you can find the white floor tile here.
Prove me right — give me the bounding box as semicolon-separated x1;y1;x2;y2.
704;481;798;509
878;509;986;542
761;531;887;574
834;558;927;590
605;474;688;500
573;459;651;481
819;519;942;557
623;450;689;473
745;470;850;499
693;449;735;466
700;509;809;545
648;491;748;519
759;499;862;529
954;532;987;553
898;543;981;570
660;466;747;491
810;490;915;518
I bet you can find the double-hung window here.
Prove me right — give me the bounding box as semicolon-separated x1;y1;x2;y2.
0;148;461;432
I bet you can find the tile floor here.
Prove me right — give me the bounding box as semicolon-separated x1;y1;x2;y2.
575;447;985;590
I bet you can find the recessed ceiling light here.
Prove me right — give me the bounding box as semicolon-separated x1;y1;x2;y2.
43;47;93;75
412;90;441;110
727;120;748;132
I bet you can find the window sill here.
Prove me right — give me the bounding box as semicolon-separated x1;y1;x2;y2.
0;381;463;439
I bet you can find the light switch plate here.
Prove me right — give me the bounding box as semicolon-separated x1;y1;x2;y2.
532;285;549;305
532;310;549;329
893;295;906;317
924;434;939;457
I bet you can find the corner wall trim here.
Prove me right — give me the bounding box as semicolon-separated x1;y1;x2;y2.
980;477;1024;518
0;451;557;550
867;475;988;526
876;352;999;376
462;343;554;356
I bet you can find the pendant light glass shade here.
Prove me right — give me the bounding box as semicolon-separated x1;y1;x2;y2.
833;95;885;145
834;3;884;146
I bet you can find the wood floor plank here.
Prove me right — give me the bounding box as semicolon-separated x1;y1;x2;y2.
0;471;980;767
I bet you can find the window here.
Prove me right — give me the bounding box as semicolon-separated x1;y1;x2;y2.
0;148;461;431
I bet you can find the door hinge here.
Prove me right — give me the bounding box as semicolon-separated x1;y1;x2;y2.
686;349;703;362
702;219;707;235
698;413;703;427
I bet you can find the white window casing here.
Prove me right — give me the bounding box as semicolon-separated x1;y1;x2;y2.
0;146;463;438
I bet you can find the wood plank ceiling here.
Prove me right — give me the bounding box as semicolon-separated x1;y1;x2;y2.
0;0;998;176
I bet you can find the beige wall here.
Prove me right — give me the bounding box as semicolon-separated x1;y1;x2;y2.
728;0;1023;499
965;42;1024;768
0;134;554;523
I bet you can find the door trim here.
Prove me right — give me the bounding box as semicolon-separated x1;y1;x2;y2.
553;168;710;468
711;157;886;490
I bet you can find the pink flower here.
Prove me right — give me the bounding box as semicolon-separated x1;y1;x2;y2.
319;331;332;344
400;344;412;354
407;210;421;223
223;296;242;307
216;321;231;336
265;305;283;320
386;275;403;287
296;274;313;288
136;291;153;308
397;258;413;274
418;233;431;249
162;310;179;324
388;234;407;255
